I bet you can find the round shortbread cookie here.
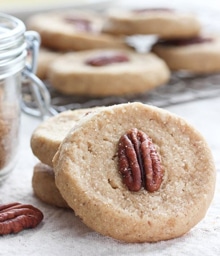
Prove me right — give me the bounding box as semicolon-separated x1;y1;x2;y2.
102;8;201;38
48;49;170;96
26;10;129;51
53;102;216;243
151;35;220;74
32;162;69;208
36;47;62;80
31;108;102;167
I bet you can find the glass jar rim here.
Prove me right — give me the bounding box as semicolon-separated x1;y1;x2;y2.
0;13;25;39
0;13;27;77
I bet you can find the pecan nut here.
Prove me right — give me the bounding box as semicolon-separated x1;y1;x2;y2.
118;128;163;192
133;8;173;13
64;17;92;32
85;53;129;67
157;36;213;47
0;202;44;235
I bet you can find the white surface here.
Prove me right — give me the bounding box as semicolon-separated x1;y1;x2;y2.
0;97;220;256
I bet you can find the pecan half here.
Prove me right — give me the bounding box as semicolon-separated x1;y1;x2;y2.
118;128;163;192
0;202;44;235
85;53;129;67
133;8;174;14
156;36;213;47
64;17;92;32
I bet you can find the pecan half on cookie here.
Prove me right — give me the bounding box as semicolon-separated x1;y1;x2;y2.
85;53;129;66
118;128;163;192
156;36;213;47
64;17;92;32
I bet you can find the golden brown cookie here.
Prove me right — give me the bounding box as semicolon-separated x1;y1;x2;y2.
102;8;201;38
32;162;69;208
48;49;170;96
53;102;216;243
151;35;220;74
36;47;62;80
30;108;102;167
26;10;129;51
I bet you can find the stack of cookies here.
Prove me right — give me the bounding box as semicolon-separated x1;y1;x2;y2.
31;108;100;208
28;7;217;243
30;102;216;243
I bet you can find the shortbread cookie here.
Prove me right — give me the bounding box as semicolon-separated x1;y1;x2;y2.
102;8;201;38
36;48;62;79
53;102;216;243
32;162;69;208
26;10;129;51
48;49;170;96
31;108;102;167
151;35;220;74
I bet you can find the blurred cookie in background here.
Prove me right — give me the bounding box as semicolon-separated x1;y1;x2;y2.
102;8;201;39
36;47;62;80
47;48;170;97
26;10;130;51
151;35;220;74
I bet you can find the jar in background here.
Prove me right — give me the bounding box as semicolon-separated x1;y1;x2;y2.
0;13;54;183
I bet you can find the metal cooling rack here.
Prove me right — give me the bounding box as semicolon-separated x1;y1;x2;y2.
22;72;220;115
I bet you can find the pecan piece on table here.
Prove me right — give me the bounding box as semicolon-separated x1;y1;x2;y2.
0;202;44;235
118;128;163;192
85;53;129;67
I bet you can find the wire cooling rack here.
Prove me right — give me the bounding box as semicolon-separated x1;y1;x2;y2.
22;72;220;115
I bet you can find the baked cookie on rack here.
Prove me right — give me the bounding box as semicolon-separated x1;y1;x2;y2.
151;35;220;74
102;8;201;38
48;49;170;96
26;10;129;51
53;102;216;243
30;107;103;167
36;47;62;80
32;162;69;208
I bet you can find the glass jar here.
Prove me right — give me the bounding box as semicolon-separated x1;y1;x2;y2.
0;13;55;183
